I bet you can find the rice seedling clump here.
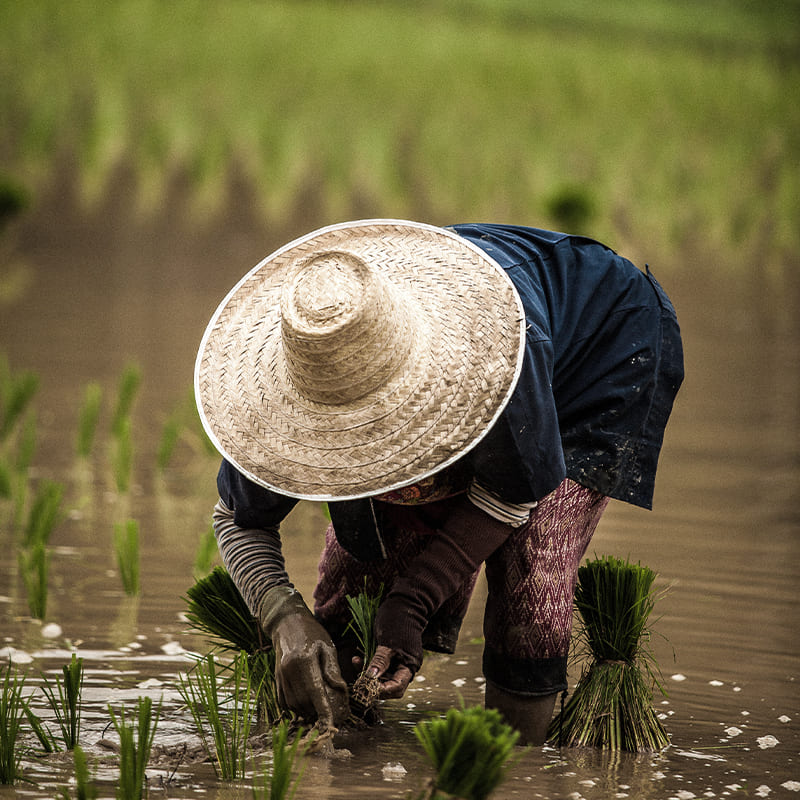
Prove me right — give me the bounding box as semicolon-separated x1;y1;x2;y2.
413;704;520;800
547;555;670;752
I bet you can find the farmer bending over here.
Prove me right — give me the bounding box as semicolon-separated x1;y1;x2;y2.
194;220;684;744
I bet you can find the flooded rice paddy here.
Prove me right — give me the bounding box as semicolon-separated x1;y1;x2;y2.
1;197;799;798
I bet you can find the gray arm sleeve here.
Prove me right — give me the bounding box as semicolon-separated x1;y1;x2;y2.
212;498;292;618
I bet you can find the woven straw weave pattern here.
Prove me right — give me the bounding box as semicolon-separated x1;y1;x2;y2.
196;221;523;499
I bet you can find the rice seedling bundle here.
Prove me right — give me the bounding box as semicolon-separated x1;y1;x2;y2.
56;745;99;800
414;705;520;800
178;652;255;781
184;566;281;723
155;414;182;473
23;479;64;547
184;566;263;654
112;416;134;494
547;555;670;752
253;719;313;800
0;357;38;444
19;540;49;619
110;364;141;438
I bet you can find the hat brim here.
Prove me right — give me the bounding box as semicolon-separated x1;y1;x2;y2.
194;219;525;500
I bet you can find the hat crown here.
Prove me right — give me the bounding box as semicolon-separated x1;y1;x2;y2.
279;250;413;405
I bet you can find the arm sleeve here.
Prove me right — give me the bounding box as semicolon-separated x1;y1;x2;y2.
212;498;292;617
375;494;513;670
213;459;298;617
216;459;298;529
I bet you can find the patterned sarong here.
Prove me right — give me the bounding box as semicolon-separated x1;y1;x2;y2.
313;479;608;696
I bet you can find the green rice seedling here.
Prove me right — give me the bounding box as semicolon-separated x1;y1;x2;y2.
183;568;281;724
111;416;133;494
155;413;182;473
19;540;49;619
23;479;64;547
108;696;160;800
546;555;670;752
110;364;141;438
7;410;37;532
57;745;99;800
13;408;36;473
23;700;60;753
193;523;219;577
178;652;256;781
113;519;140;596
40;653;84;750
0;661;27;784
252;719;313;800
76;382;102;459
345;581;384;721
0;356;38;444
413;704;520;800
184;566;263;653
345;580;383;668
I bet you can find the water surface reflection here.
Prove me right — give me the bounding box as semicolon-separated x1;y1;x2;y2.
1;210;798;798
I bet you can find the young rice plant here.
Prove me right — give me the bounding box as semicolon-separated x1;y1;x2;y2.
413;704;520;800
178;652;257;781
0;662;27;784
547;555;670;752
108;696;160;800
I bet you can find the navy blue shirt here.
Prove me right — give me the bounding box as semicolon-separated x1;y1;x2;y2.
453;224;683;509
217;224;683;528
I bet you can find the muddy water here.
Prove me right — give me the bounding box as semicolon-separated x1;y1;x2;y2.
1;201;799;799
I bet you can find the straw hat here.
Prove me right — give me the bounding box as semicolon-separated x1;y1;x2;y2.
195;219;525;500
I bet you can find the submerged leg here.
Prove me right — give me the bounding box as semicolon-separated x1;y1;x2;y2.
482;479;609;744
484;683;558;745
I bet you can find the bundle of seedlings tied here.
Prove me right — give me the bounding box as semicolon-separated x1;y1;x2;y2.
547;555;670;752
184;566;281;725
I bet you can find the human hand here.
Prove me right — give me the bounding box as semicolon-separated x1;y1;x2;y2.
366;644;414;699
260;586;349;728
270;611;350;727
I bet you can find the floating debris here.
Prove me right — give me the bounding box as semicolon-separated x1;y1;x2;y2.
160;640;185;656
382;761;407;781
40;622;62;639
0;646;33;664
756;735;779;749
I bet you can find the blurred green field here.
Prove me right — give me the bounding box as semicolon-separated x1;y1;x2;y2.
1;0;798;269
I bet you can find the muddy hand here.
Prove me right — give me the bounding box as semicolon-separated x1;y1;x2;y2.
273;616;350;727
367;644;414;699
259;586;349;727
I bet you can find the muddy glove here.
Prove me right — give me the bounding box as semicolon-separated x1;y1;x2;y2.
370;494;514;697
260;585;349;727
